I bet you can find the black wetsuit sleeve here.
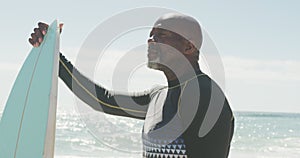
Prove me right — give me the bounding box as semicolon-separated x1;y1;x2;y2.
58;53;151;119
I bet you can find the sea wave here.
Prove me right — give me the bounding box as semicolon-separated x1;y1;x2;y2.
1;111;300;157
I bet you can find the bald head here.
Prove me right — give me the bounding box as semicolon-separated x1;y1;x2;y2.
154;13;203;50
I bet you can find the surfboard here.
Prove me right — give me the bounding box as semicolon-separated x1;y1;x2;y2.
0;20;59;158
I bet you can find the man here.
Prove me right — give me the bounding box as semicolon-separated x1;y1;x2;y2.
29;13;234;158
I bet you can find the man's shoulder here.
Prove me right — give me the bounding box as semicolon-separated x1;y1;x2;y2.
183;73;227;104
149;85;167;98
195;74;224;93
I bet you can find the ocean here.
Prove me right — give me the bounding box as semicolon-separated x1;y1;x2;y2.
1;110;300;158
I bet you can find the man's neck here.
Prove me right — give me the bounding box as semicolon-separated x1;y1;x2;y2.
164;64;201;86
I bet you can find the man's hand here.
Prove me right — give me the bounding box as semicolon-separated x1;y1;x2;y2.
29;22;63;47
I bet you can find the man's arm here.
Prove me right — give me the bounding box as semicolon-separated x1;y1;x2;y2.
29;22;151;119
58;53;151;119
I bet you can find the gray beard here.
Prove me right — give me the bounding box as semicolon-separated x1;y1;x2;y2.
147;57;161;70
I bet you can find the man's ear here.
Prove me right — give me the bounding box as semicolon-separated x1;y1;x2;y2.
184;42;197;55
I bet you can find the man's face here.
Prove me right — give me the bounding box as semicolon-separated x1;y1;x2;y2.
147;28;187;71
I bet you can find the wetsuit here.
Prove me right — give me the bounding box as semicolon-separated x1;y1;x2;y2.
59;53;235;158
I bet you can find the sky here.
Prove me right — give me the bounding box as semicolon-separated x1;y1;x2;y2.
0;0;299;113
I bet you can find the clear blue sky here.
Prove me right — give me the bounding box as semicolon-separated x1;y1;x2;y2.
0;0;299;113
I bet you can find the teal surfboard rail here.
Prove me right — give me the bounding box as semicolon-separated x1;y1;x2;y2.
0;20;59;158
